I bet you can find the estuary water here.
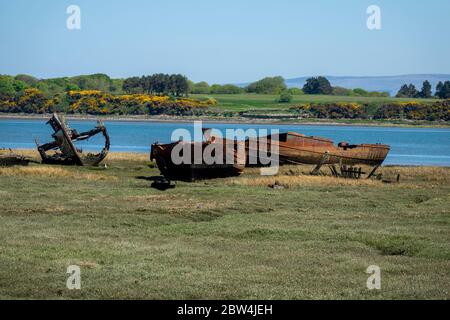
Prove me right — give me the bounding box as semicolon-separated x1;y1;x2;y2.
1;118;449;166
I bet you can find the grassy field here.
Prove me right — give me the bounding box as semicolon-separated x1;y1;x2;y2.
0;151;449;299
191;93;439;112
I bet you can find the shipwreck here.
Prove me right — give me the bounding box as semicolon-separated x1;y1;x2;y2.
151;131;246;181
246;131;390;178
36;113;110;166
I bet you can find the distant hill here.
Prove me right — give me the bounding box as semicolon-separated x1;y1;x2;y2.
238;74;450;96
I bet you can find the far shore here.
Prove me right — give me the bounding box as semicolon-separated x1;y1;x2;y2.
1;113;450;128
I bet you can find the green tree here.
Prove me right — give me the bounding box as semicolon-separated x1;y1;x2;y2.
71;74;112;92
408;84;418;98
109;79;124;94
353;88;368;96
0;75;28;99
123;76;143;94
436;81;443;97
15;74;39;87
172;74;189;96
191;81;210;94
287;87;303;95
152;74;169;95
331;86;352;96
210;84;243;94
141;75;153;94
246;76;286;94
396;84;409;97
419;80;432;98
39;77;80;95
278;91;293;103
436;81;450;99
302;76;332;95
0;75;16;99
396;83;418;98
12;79;27;93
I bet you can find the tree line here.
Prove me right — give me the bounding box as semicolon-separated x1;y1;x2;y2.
122;74;189;96
288;100;450;121
396;80;450;99
190;76;389;99
2;73;123;97
2;73;450;102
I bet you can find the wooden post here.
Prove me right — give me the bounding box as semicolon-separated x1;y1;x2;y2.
367;164;381;179
311;151;330;175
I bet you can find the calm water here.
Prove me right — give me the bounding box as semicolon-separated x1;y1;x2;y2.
1;118;449;166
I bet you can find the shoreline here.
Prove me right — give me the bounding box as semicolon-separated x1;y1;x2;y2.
1;113;449;128
3;149;450;168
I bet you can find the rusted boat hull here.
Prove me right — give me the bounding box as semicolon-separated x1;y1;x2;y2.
246;132;390;167
276;143;390;166
151;140;245;181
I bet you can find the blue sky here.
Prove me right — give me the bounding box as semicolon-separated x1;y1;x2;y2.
1;0;449;83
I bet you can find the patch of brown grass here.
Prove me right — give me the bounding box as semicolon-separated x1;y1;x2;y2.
106;152;148;161
230;175;380;188
0;166;117;181
123;194;233;214
4;149;149;163
382;166;450;184
76;261;100;269
239;164;450;187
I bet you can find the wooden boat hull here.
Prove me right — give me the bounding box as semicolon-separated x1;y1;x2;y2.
246;132;390;167
36;113;110;166
151;140;245;181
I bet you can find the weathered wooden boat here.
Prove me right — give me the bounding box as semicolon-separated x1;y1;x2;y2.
246;131;390;176
36;113;110;166
151;137;246;181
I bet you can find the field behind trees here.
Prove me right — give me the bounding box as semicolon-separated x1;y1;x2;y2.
191;93;440;112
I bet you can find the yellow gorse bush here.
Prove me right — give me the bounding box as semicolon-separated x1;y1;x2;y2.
397;101;420;107
65;90;214;115
336;102;361;109
68;90;102;97
118;94;170;105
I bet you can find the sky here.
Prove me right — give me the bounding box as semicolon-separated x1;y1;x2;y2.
0;0;449;83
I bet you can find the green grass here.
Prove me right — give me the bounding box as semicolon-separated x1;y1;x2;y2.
0;153;449;299
192;93;439;112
